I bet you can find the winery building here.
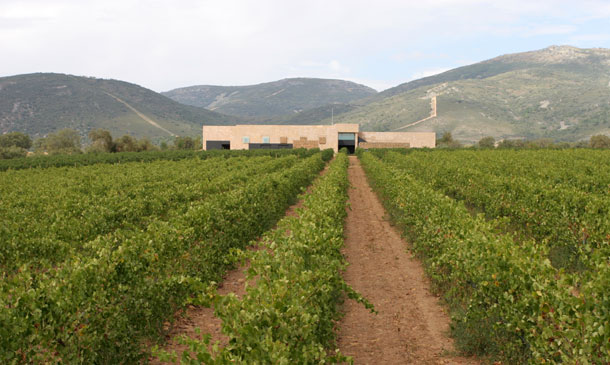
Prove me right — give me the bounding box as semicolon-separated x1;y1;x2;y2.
202;124;435;153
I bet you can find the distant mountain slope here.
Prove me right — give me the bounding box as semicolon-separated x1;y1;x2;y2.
326;46;610;143
284;103;359;125
162;78;377;121
0;73;238;140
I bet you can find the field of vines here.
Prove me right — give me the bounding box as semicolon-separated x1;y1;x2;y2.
3;146;609;364
155;151;370;363
0;148;315;172
360;149;610;363
0;148;333;363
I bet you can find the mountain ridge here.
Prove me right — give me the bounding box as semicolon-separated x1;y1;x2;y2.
162;77;377;121
0;73;239;140
324;45;610;142
2;46;610;144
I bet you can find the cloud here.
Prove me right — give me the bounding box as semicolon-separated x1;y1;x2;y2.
528;24;577;36
568;34;610;42
390;51;449;62
0;0;608;92
329;60;350;73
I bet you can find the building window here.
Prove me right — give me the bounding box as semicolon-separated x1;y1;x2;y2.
262;136;270;143
338;133;355;141
319;136;326;144
242;136;250;143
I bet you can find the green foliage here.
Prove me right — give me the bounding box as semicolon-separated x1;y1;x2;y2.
87;128;114;153
320;148;335;162
137;137;157;152
34;128;82;155
525;138;555;148
0;146;27;159
478;136;495;148
380;149;610;258
497;139;526;148
0;132;32;149
160;151;373;363
0;148;318;172
590;134;610;148
439;132;453;144
0;150;327;362
0;132;31;159
114;134;139;152
360;149;610;363
172;135;201;150
437;132;462;148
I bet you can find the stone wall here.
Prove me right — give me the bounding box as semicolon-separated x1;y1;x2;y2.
358;142;410;149
293;137;320;149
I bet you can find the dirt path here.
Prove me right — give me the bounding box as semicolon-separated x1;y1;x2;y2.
150;163;328;364
394;95;437;131
337;156;477;364
103;91;177;136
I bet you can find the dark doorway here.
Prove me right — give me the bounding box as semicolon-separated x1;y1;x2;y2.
206;140;231;150
338;133;356;154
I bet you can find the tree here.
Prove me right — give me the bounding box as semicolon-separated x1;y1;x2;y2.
526;138;554;149
439;132;454;145
0;132;32;149
137;138;157;152
114;135;139;152
173;136;196;150
88;129;115;153
478;136;495;149
0;132;32;159
497;139;526;149
34;129;82;155
590;134;610;149
193;136;202;150
437;132;462;148
573;140;589;148
0;146;28;159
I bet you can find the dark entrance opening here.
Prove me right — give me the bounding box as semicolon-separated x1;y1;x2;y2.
338;133;356;154
206;140;231;150
249;143;293;150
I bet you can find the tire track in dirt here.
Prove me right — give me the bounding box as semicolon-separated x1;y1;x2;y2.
337;156;478;364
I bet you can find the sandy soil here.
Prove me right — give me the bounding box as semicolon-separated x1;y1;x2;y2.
336;156;478;365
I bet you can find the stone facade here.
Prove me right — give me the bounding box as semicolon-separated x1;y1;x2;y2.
358;142;410;149
202;124;435;152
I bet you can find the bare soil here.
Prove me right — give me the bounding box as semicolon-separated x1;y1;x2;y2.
336;156;478;364
151;158;478;364
149;162;328;363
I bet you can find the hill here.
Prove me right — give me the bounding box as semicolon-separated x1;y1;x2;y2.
325;46;610;143
162;78;377;121
284;103;359;125
0;73;238;140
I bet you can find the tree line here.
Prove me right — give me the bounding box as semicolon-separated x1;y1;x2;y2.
436;132;610;149
0;129;204;159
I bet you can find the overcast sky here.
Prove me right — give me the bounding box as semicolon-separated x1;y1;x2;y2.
1;0;609;92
